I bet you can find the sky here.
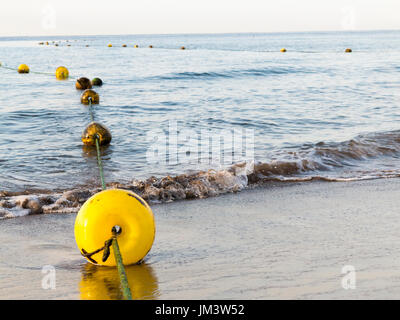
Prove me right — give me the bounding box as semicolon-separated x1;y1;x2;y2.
1;0;400;36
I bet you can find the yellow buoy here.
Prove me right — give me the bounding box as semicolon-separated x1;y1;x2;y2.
280;48;287;52
345;48;352;53
17;64;30;74
55;66;69;80
81;122;112;146
108;44;112;47
75;189;156;267
81;89;99;105
134;44;139;48
149;45;153;48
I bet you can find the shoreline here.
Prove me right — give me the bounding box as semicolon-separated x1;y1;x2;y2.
1;177;400;299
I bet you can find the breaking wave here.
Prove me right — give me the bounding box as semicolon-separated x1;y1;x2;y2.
2;129;400;219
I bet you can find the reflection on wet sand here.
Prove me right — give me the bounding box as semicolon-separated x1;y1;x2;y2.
79;262;159;300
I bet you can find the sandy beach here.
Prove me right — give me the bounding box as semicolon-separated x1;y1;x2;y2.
1;178;400;300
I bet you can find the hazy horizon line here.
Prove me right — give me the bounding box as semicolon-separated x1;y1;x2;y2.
1;28;399;39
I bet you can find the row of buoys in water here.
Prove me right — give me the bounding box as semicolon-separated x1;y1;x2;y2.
280;48;352;53
108;43;186;50
12;61;156;268
38;42;354;53
72;70;156;267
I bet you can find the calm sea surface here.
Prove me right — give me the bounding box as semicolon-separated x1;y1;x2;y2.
1;31;400;193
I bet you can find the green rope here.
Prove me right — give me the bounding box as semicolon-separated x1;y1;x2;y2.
88;98;106;190
95;135;107;191
112;234;133;300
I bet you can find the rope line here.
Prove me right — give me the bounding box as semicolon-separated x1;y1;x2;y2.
0;62;77;80
87;98;107;190
86;98;132;300
112;231;133;300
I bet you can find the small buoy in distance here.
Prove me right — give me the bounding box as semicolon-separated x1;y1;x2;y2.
55;43;59;47
81;122;112;146
81;89;99;105
86;45;89;47
149;45;153;48
17;64;30;74
345;48;352;53
122;44;127;47
91;78;103;87
74;189;155;267
108;44;112;47
38;42;44;45
76;77;93;90
280;48;287;52
181;46;186;50
55;66;69;80
134;44;139;48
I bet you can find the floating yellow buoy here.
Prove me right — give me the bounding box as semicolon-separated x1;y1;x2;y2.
74;189;156;267
76;77;93;90
81;89;99;105
108;44;112;47
17;64;30;74
55;66;69;80
280;48;287;52
46;42;49;45
345;48;352;53
134;44;139;48
181;46;186;50
81;122;112;146
91;78;103;86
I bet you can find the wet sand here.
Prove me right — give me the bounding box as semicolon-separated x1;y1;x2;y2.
1;178;400;300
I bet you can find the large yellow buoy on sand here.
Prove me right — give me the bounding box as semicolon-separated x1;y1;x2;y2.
81;89;99;105
345;48;352;53
17;64;30;74
75;189;156;267
108;44;112;47
134;44;139;48
280;48;287;52
55;66;69;80
81;122;112;146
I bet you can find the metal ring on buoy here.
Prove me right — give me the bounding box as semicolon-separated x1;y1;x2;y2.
74;189;156;267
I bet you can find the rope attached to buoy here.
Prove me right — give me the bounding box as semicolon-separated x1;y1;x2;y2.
80;225;133;300
85;97;133;300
